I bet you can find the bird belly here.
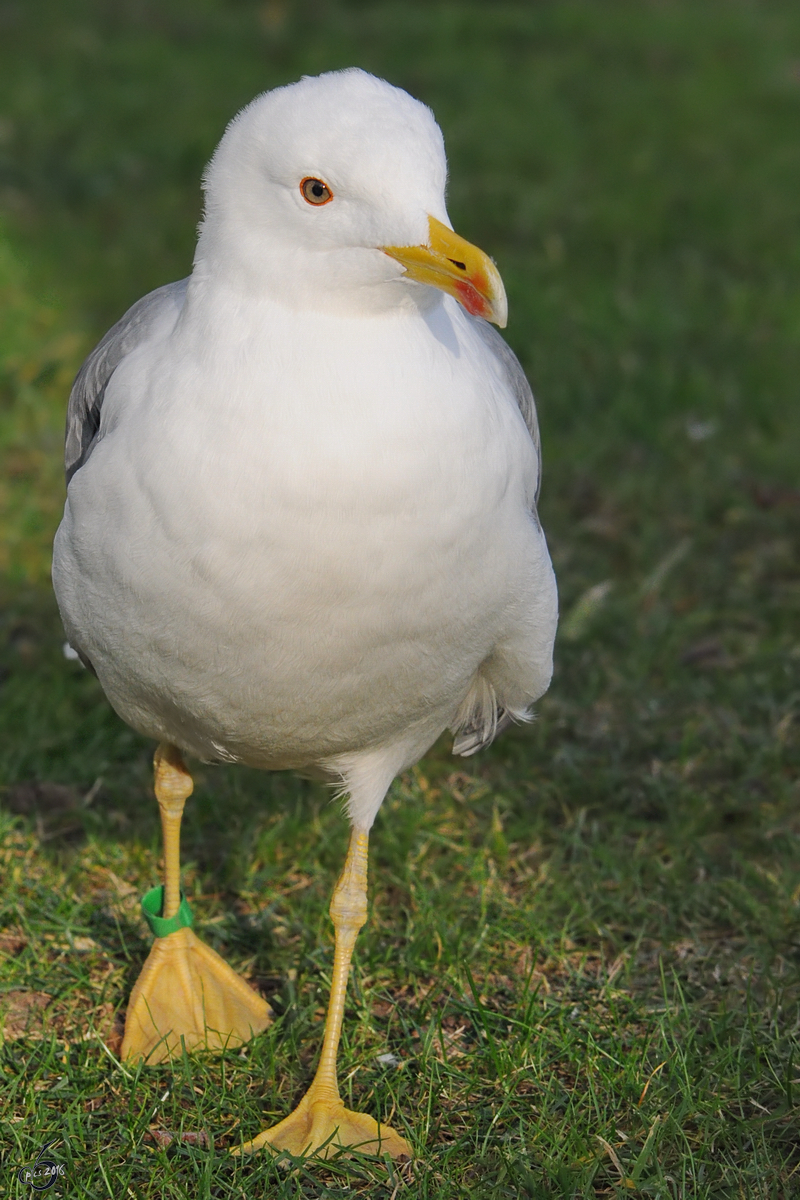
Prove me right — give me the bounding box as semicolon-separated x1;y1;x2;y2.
53;309;553;768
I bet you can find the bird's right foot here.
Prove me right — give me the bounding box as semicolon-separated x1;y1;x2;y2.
121;925;272;1063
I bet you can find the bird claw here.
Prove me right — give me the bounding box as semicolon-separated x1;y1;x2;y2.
234;1091;411;1160
121;926;272;1063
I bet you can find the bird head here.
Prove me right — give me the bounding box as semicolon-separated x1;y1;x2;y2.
196;69;507;327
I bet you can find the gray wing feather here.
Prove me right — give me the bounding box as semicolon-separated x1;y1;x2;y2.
64;278;188;484
453;319;543;757
469;317;542;506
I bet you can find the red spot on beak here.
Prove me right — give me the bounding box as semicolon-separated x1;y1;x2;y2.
454;279;492;320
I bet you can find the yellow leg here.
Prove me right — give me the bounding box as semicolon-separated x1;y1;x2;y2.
235;827;411;1160
121;744;272;1063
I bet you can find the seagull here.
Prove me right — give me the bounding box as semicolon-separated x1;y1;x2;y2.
52;68;558;1159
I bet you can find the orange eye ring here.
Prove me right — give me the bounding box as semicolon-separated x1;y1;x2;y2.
300;177;333;206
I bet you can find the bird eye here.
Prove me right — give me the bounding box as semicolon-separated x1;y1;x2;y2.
300;177;333;206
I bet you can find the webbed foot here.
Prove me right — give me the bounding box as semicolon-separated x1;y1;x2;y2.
121;925;272;1063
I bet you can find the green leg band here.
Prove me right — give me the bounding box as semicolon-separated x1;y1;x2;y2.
141;886;194;937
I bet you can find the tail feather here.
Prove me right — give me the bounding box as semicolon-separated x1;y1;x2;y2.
451;675;529;757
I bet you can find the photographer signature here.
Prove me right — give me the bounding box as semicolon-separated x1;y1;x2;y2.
17;1141;66;1191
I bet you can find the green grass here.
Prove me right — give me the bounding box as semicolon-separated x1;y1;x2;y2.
1;1;799;1195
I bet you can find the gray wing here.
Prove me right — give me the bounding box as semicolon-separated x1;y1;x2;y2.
469;317;542;506
452;320;543;757
65;278;189;485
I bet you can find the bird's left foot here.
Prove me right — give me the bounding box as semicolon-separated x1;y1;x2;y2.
234;1085;411;1160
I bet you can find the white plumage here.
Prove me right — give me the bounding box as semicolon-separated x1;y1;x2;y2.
54;67;556;829
52;68;557;1156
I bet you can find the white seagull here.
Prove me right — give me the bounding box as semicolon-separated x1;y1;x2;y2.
53;68;558;1159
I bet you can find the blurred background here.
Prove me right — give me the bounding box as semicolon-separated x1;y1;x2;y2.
1;2;799;1194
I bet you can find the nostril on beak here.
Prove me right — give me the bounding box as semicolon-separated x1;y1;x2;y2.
447;259;467;271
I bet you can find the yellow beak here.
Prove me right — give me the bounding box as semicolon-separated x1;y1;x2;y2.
382;215;508;328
